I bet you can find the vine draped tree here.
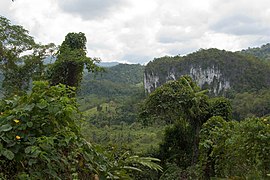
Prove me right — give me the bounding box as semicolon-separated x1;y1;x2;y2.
140;76;232;167
49;32;102;89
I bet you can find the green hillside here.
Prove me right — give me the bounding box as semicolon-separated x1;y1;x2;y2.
78;63;145;126
79;63;144;98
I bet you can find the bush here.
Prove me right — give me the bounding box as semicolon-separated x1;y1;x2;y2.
0;81;95;179
199;116;270;179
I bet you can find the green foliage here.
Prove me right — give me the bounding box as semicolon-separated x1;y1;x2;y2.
92;145;162;179
140;76;232;178
199;116;270;179
79;64;146;126
0;16;55;97
232;89;270;120
80;79;144;99
92;63;145;85
140;75;206;125
240;43;270;61
159;120;193;168
209;97;232;121
159;164;200;180
49;32;102;88
81;123;164;155
141;75;231;128
82;93;144;126
0;81;86;179
79;63;145;98
0;81;162;179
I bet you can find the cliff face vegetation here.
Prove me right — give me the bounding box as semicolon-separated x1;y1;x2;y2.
144;48;270;96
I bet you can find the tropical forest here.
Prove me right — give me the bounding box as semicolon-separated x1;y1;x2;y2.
0;15;269;180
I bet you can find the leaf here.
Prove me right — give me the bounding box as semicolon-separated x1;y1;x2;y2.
25;146;32;154
24;103;35;111
36;100;48;109
27;121;33;128
1;136;11;143
126;156;163;172
0;124;12;132
28;158;38;166
2;148;15;160
123;166;142;172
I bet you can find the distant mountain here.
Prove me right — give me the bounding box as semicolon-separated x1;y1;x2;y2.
240;43;270;61
144;48;270;96
43;57;119;67
97;62;119;67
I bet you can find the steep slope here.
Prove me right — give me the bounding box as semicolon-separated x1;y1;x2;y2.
144;48;270;96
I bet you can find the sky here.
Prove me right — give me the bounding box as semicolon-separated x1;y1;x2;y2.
1;0;270;64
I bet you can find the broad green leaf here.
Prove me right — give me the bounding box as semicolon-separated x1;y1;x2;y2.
27;121;33;128
25;146;32;154
0;124;12;132
2;149;15;160
1;136;11;143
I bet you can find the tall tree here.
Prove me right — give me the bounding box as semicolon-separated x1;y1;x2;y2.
0;16;54;97
140;76;232;166
49;32;102;88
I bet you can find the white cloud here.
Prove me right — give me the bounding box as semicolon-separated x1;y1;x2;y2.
57;0;129;20
1;0;270;64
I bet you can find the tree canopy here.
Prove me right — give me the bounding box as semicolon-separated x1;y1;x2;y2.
140;75;232;168
49;32;102;88
0;16;54;97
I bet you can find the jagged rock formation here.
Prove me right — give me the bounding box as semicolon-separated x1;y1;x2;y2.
144;49;270;96
189;65;230;95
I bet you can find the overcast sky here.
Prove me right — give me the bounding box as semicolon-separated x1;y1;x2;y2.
1;0;270;64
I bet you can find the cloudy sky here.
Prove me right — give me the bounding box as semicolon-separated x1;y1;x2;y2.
1;0;270;64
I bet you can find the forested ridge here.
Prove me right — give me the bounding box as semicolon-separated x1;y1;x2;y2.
145;48;270;94
240;43;270;61
0;15;269;180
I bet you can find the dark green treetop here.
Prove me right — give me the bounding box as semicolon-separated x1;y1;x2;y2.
50;32;102;88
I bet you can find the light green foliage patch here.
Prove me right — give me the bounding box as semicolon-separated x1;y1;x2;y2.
81;123;165;155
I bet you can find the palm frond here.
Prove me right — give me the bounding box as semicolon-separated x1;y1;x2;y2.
126;156;163;172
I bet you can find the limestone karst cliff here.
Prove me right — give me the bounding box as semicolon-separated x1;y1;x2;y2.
144;48;270;96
